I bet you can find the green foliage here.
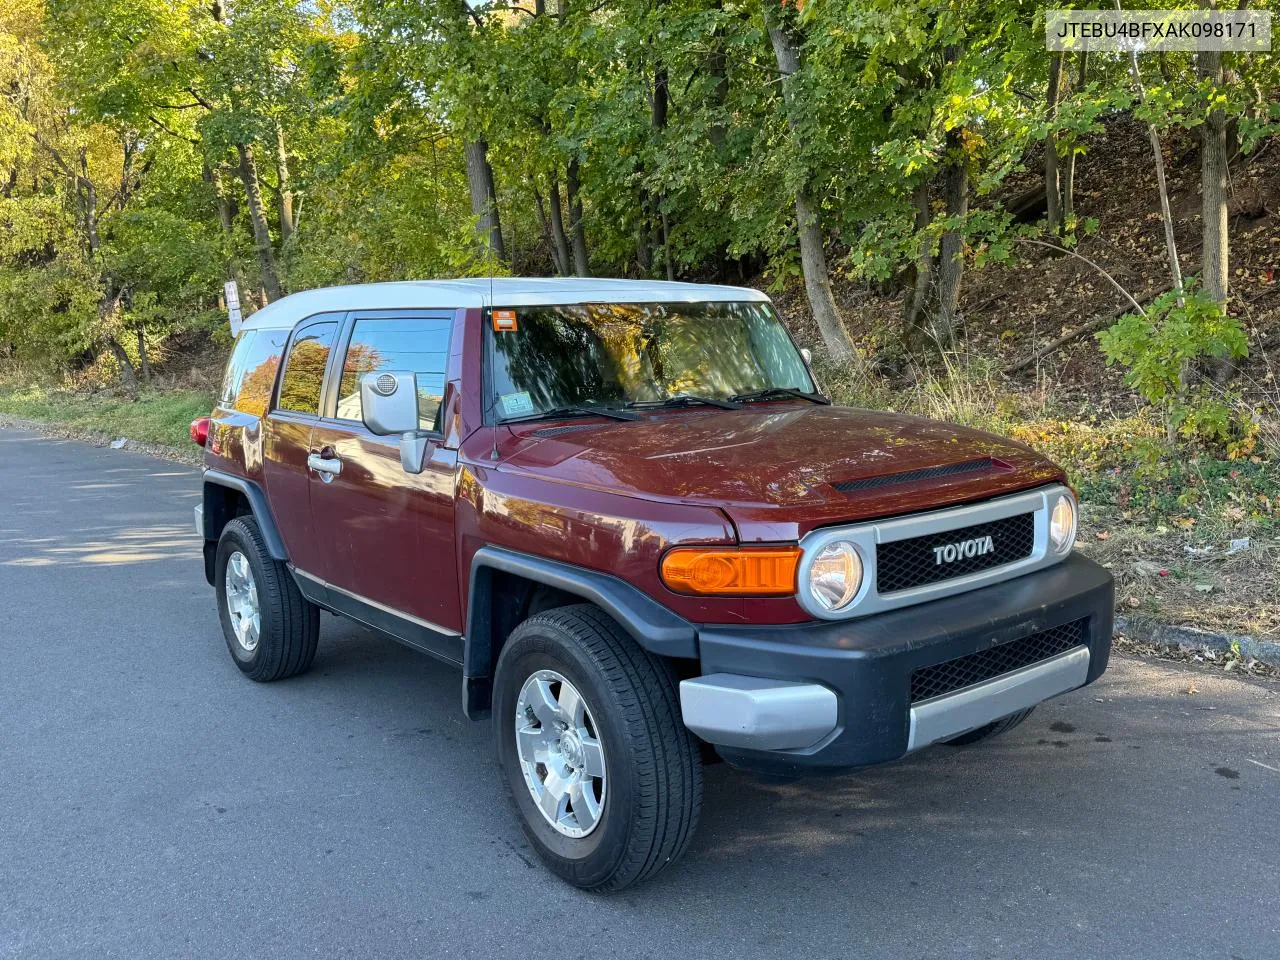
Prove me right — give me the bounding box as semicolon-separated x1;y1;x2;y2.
1097;283;1250;446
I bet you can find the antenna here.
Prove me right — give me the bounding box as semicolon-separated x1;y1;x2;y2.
487;270;500;461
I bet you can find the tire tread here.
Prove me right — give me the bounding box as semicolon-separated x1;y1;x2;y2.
218;516;318;682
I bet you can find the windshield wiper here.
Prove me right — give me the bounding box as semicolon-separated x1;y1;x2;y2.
729;387;830;405
504;404;638;424
627;394;742;411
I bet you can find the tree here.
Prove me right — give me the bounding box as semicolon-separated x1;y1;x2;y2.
761;0;855;363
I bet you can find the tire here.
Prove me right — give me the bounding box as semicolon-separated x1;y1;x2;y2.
214;516;319;682
493;604;702;891
941;706;1036;746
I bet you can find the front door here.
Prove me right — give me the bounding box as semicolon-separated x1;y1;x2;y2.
307;311;462;661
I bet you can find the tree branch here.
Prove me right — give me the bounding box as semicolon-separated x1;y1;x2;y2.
1015;238;1146;314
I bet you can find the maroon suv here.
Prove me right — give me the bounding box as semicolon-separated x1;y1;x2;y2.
194;278;1113;890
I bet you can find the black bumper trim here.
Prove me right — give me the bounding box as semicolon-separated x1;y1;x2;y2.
694;552;1114;776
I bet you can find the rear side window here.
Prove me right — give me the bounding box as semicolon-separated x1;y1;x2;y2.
335;316;452;431
219;329;288;417
277;322;339;415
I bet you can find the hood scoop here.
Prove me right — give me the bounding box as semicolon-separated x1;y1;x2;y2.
529;423;603;439
833;458;1002;495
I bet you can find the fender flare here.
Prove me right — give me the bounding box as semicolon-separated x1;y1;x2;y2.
201;469;289;561
463;546;699;716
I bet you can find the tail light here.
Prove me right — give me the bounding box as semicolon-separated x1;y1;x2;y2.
190;416;210;447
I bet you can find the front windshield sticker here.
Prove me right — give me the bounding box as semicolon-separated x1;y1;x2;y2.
499;390;536;418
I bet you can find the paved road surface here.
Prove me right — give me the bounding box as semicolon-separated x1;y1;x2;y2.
2;426;1278;960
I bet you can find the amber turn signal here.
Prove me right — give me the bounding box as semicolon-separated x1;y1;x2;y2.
660;546;801;596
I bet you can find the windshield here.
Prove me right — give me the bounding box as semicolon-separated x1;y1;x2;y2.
485;301;814;422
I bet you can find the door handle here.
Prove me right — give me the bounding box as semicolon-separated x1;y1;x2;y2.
307;453;342;478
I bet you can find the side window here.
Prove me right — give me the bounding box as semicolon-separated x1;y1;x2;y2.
220;329;288;417
277;322;338;415
335;316;452;431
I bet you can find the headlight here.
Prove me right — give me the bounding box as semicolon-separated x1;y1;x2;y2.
807;540;864;611
1049;494;1077;554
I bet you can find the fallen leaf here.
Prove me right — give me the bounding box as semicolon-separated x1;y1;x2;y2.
1096;530;1110;541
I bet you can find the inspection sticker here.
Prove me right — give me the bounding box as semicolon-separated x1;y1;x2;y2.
499;391;536;417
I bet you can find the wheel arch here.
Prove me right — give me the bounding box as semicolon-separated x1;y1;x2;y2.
462;546;698;719
201;469;289;584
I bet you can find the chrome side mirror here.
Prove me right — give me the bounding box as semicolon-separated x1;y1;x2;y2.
359;371;428;474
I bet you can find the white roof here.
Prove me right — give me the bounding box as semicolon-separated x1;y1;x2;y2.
241;278;771;331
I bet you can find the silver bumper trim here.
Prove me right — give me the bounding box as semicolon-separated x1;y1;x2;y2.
679;674;838;751
907;645;1090;751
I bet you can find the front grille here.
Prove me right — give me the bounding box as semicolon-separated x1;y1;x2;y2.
910;619;1087;703
833;458;996;494
877;512;1034;594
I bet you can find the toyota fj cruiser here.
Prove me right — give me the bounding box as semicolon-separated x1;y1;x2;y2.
193;278;1113;890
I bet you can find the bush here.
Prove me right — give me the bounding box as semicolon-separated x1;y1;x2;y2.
1096;284;1250;447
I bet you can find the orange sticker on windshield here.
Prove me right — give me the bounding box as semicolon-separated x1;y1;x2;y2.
492;309;518;332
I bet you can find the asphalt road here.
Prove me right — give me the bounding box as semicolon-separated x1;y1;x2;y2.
2;425;1279;960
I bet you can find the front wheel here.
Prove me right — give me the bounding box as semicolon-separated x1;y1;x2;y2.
493;605;702;891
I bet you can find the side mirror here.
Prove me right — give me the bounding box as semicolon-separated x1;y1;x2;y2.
359;371;429;474
800;347;813;366
361;371;419;435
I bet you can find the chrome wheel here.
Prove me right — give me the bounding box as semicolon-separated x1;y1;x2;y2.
515;669;607;839
224;551;260;654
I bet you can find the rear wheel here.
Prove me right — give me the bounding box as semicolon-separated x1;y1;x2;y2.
941;706;1035;745
215;516;318;682
493;604;702;891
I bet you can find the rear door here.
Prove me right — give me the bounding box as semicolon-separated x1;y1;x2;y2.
306;310;462;659
262;314;343;578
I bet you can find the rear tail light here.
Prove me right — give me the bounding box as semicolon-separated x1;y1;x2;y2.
660;546;801;596
190;416;210;447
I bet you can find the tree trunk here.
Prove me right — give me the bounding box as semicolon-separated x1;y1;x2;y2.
135;321;151;382
650;55;670;279
80;149;99;256
235;142;283;302
104;336;137;390
463;139;507;263
660;209;674;281
547;172;572;276
1122;32;1185;440
762;0;854;362
934;135;969;348
707;0;729;150
1062;51;1088;222
904;181;934;345
1198;24;1231;383
275;122;294;244
566;157;590;276
1045;53;1063;234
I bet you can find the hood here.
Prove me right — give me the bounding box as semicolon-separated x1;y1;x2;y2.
497;405;1064;536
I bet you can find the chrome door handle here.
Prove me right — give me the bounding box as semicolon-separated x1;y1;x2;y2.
307;453;342;478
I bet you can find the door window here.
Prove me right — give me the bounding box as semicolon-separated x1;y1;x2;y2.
335;316;452;431
277;322;338;415
220;329;288;416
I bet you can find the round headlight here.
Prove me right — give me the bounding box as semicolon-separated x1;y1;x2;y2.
808;540;864;611
1049;494;1077;554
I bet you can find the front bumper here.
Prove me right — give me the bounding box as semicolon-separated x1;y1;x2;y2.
680;552;1113;776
